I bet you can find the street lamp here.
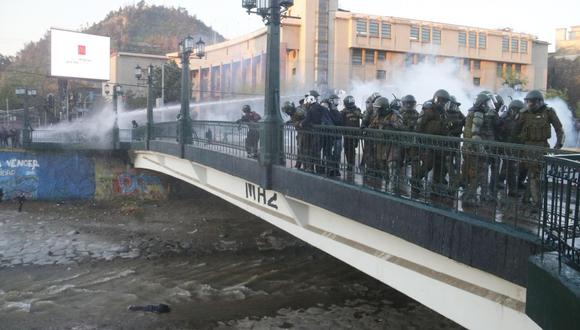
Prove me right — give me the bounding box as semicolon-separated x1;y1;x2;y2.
178;35;205;157
242;0;294;188
105;83;123;149
15;87;37;147
135;64;155;149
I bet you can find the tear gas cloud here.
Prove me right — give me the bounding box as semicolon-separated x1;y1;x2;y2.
37;58;578;147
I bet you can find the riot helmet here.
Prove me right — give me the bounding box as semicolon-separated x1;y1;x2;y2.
282;101;296;115
524;90;544;112
508;99;524;112
390;98;402;111
328;94;340;107
474;92;494;112
304;95;317;105
343;95;356;108
449;95;461;112
372;96;390;115
401;94;417;110
309;90;320;99
242;104;251;113
433;89;450;104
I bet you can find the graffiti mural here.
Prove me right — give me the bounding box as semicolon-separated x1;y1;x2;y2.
0;155;40;200
115;172;166;198
0;151;95;200
94;158;168;200
0;151;169;201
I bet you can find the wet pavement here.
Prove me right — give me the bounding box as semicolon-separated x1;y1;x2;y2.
0;193;462;329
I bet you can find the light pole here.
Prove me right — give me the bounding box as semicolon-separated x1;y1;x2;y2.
178;35;205;157
15;87;36;147
243;0;294;188
104;83;123;149
135;64;154;149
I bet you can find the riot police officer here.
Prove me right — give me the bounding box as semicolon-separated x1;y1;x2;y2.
283;101;307;169
497;99;524;196
414;89;450;195
237;104;261;158
341;95;362;177
462;92;498;205
445;95;465;189
518;90;564;209
399;95;420;185
361;92;382;172
367;96;403;191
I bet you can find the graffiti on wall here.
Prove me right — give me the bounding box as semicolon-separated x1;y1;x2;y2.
94;159;168;200
0;151;96;201
115;172;166;198
0;155;40;200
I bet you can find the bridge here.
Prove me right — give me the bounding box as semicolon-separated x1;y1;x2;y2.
28;121;579;329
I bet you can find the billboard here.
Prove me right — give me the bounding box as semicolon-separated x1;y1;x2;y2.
50;29;110;81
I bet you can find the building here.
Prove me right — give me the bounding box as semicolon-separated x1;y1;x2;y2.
182;0;548;102
105;52;169;100
555;26;580;58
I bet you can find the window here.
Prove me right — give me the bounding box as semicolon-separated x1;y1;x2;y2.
405;53;415;66
410;25;419;40
356;19;367;34
365;49;375;64
468;31;476;48
369;20;379;37
473;60;481;70
515;64;521;73
496;62;503;76
520;40;528;53
432;28;441;44
473;77;480;86
502;36;509;52
381;23;391;38
478;32;486;49
377;50;386;61
458;31;466;46
376;70;386;80
463;58;470;69
352;48;362;65
511;38;519;53
421;26;430;42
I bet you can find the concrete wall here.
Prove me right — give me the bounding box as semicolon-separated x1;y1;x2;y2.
0;150;170;201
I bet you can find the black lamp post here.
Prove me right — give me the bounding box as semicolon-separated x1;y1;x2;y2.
243;0;294;188
15;87;36;147
178;35;205;157
135;64;154;149
105;83;123;149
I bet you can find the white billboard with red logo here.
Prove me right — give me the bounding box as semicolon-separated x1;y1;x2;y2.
50;29;110;81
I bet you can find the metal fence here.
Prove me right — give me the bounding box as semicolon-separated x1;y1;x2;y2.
542;154;580;270
31;120;573;235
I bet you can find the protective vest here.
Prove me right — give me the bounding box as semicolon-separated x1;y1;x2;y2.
400;108;419;131
342;106;362;127
519;108;552;142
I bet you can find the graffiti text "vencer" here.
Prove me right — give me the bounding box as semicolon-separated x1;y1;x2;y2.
1;159;40;170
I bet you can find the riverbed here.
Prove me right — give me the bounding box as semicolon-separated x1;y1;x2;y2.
0;191;461;329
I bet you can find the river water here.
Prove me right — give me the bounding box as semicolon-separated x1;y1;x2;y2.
0;190;462;329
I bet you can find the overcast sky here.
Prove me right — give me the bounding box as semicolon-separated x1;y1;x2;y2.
1;0;578;56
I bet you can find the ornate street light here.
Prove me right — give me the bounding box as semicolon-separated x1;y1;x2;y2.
135;64;155;149
195;38;206;59
178;35;206;156
241;0;295;188
15;87;37;147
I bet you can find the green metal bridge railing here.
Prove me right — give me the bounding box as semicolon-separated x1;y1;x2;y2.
30;120;573;235
542;154;580;270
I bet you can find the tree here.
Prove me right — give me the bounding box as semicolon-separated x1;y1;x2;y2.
152;61;181;104
502;71;528;89
548;56;580;117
